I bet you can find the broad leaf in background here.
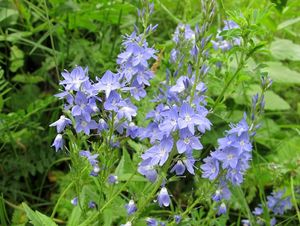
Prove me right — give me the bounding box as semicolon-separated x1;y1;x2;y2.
265;61;300;84
270;39;300;61
22;203;57;226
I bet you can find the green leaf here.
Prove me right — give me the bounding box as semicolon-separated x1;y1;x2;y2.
0;8;18;26
277;17;300;30
12;74;45;84
264;61;300;84
115;147;135;180
9;46;24;72
264;91;290;111
67;206;82;226
270;39;300;61
22;203;57;226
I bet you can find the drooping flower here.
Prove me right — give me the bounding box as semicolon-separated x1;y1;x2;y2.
88;201;97;209
138;158;158;182
125;200;137;215
51;134;64;151
146;218;158;226
50;115;72;133
108;174;118;184
174;215;181;224
71;197;78;206
217;203;227;215
157;187;171;207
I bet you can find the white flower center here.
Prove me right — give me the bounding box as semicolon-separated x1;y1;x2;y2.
81;121;88;127
185;115;191;122
184;138;190;144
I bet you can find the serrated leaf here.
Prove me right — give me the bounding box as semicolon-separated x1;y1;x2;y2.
12;74;45;84
22;203;57;226
9;46;24;72
270;39;300;61
264;61;300;84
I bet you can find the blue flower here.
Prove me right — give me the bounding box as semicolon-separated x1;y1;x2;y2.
174;215;181;224
74;117;98;135
88;201;97;209
79;150;99;166
95;70;121;98
71;197;78;206
178;103;203;134
201;116;252;185
103;91;121;112
50;115;72;133
141;138;173;166
146;218;158;226
71;91;93;121
201;156;220;180
51;134;63;151
60;66;89;91
176;129;203;154
157;187;171;207
217;203;227;215
267;190;291;215
125;200;137;215
138;158;157;182
158;107;179;135
108;174;118;184
170;160;185;175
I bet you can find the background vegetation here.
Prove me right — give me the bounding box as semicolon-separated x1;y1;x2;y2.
0;0;299;225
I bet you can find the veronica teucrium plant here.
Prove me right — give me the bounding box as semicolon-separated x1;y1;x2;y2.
49;1;292;225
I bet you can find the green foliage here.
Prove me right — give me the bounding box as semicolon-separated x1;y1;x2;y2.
0;0;299;225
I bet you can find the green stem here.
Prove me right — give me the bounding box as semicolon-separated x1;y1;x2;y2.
79;173;136;226
155;0;181;24
290;176;300;223
50;181;75;218
43;0;59;81
212;56;245;110
38;157;71;197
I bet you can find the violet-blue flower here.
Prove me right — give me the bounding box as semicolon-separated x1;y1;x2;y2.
50;115;72;133
71;197;78;206
176;129;203;154
95;70;120;98
157;187;171;207
74;117;97;135
51;134;64;151
125;200;137;215
141;138;173;166
60;66;88;91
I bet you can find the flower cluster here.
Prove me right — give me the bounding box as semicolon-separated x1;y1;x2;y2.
201;116;252;213
250;189;291;226
211;20;241;51
79;150;100;176
137;19;214;183
50;20;157;152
